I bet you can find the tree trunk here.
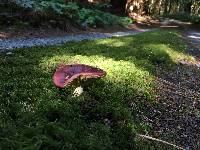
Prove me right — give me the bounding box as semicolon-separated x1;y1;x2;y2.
168;0;172;14
143;0;150;14
184;1;192;14
110;0;127;14
164;0;169;15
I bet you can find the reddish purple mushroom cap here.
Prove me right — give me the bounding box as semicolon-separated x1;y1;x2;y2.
53;64;106;88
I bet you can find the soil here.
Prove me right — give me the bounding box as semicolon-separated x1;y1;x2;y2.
142;22;200;149
150;66;200;149
0;22;154;40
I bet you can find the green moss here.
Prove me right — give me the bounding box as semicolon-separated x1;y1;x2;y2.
0;29;192;149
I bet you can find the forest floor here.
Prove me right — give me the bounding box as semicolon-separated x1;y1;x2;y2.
0;23;154;51
0;23;151;40
0;20;200;149
146;31;200;149
138;19;200;149
144;20;200;149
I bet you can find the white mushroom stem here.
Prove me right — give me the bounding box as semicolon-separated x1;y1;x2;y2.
73;86;84;97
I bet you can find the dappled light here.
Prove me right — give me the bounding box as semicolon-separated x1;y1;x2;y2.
160;25;179;28
92;39;127;47
1;0;200;148
188;35;200;39
0;0;200;150
40;54;154;94
188;32;200;39
142;43;193;63
0;29;199;149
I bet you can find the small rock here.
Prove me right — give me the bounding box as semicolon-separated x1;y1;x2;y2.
6;52;12;55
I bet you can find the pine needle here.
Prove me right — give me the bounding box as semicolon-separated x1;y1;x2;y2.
137;134;185;150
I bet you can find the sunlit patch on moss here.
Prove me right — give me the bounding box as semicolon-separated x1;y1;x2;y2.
0;29;195;149
95;38;128;47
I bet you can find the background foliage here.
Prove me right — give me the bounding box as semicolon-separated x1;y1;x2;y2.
1;0;133;28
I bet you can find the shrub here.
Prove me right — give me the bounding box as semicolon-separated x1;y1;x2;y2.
191;15;200;24
10;0;133;28
11;0;35;8
165;13;200;24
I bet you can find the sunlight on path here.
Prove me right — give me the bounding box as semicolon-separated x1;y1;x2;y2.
0;29;152;52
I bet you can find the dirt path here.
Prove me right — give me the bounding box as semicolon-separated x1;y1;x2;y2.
0;29;152;52
184;30;200;59
143;29;200;149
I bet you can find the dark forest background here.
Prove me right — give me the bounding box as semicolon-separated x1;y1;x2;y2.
0;0;199;30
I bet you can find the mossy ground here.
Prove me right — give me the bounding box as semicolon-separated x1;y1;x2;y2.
0;29;192;149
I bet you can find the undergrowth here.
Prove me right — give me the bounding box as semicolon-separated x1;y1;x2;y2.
4;1;133;28
164;13;200;24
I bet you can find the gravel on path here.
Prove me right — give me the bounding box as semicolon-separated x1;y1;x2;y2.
146;30;200;150
185;31;200;59
0;29;151;52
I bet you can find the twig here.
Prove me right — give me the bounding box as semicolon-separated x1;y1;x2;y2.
137;134;185;150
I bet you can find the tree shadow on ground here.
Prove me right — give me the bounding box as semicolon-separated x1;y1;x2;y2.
0;29;194;149
42;29;187;75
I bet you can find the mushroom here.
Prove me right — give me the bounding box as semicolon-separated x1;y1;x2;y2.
53;64;106;96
